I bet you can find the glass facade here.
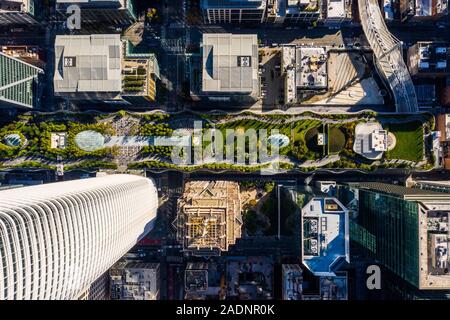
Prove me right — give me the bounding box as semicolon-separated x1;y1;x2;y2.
352;189;420;288
383;267;450;300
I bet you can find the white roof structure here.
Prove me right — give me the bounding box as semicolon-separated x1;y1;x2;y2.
371;130;387;152
326;0;346;19
54;34;122;95
353;122;387;160
202;33;258;94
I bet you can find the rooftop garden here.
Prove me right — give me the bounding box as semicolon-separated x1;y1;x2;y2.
0;111;433;172
384;121;424;162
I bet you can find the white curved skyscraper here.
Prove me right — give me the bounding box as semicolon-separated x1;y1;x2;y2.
0;174;158;300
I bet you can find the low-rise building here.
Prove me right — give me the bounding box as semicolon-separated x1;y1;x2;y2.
56;0;137;26
282;264;303;300
432;114;450;169
176;181;243;256
226;256;274;299
0;0;40;25
54;34;159;105
201;0;267;24
414;0;448;19
184;262;226;299
110;261;160;300
267;0;321;24
408;42;450;78
191;33;260;105
282;45;327;104
1;45;44;68
322;0;351;28
54;34;122;101
301;197;350;277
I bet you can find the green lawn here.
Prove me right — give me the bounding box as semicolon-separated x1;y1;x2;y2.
215;118;323;160
386;121;423;162
328;126;346;154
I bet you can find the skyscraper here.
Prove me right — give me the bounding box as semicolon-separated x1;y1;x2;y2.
0;51;43;109
0;174;158;300
339;182;450;290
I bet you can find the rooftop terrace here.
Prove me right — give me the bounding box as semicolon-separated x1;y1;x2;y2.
301;197;349;276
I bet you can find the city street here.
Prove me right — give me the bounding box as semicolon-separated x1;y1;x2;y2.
158;0;187;111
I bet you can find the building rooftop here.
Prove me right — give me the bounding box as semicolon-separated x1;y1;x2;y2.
0;51;43;108
176;180;242;256
347;182;450;201
319;274;348;300
409;42;450;75
297;47;327;89
281;45;328;103
353;122;387;160
0;0;29;13
201;0;266;8
1;45;43;68
287;0;320;13
326;0;346;19
56;0;125;4
282;45;297;104
184;262;225;299
415;0;448;16
301;197;350;277
418;206;450;289
202;33;258;94
436;114;450;142
54;34;122;95
227;256;274;299
418;43;449;72
110;261;160;300
268;0;320;19
185;263;209;293
282;264;303;300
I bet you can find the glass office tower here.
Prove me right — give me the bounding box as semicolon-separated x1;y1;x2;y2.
338;182;450;291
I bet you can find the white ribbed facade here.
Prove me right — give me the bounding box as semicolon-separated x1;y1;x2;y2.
0;174;158;300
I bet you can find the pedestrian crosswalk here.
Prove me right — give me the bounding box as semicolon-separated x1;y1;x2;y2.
161;38;185;53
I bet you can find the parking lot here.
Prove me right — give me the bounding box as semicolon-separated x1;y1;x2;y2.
259;48;283;108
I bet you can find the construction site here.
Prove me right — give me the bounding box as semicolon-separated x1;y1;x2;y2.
175;181;243;256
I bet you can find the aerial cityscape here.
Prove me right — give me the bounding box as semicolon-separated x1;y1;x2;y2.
0;0;450;307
